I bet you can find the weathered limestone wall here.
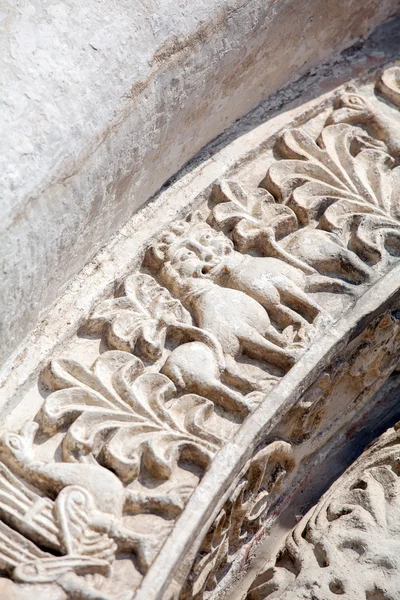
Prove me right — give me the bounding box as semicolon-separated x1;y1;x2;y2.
1;0;399;369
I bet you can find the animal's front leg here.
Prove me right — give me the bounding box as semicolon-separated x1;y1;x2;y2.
241;331;297;371
307;252;372;285
276;279;321;322
306;274;361;295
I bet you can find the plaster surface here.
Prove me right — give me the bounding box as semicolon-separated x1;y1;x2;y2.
1;0;399;369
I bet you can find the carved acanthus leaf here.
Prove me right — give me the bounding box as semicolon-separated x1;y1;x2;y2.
87;273;192;361
41;351;223;482
211;179;298;252
264;123;400;264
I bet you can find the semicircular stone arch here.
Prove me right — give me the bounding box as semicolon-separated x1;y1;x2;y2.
1;44;400;600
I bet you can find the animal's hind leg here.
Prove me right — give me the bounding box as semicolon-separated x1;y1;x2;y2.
261;322;288;348
204;379;250;416
223;356;278;394
241;331;297;371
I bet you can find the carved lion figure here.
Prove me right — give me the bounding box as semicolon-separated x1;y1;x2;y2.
151;220;323;333
147;220;298;377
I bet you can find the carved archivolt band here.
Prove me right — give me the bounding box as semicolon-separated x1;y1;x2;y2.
0;66;399;600
136;267;400;600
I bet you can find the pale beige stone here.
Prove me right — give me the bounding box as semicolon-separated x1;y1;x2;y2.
1;29;400;600
1;0;399;369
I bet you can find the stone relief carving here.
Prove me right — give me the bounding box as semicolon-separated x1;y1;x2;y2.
1;65;400;599
146;219;306;392
0;353;224;598
87;272;254;416
264;123;400;269
272;310;400;447
86;273;193;363
180;441;295;600
329;69;400;158
210;179;369;289
164;306;400;600
247;421;400;600
0;423;155;599
378;65;400;108
40;352;222;487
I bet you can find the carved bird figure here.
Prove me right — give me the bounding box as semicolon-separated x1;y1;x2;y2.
0;423;161;573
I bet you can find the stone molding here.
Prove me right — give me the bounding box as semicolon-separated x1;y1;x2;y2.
0;64;400;599
138;270;400;600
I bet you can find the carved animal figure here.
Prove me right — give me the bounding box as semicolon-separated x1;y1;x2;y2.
1;423;123;515
151;230;298;375
156;222;324;332
161;339;259;415
0;423;161;572
327;91;400;159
